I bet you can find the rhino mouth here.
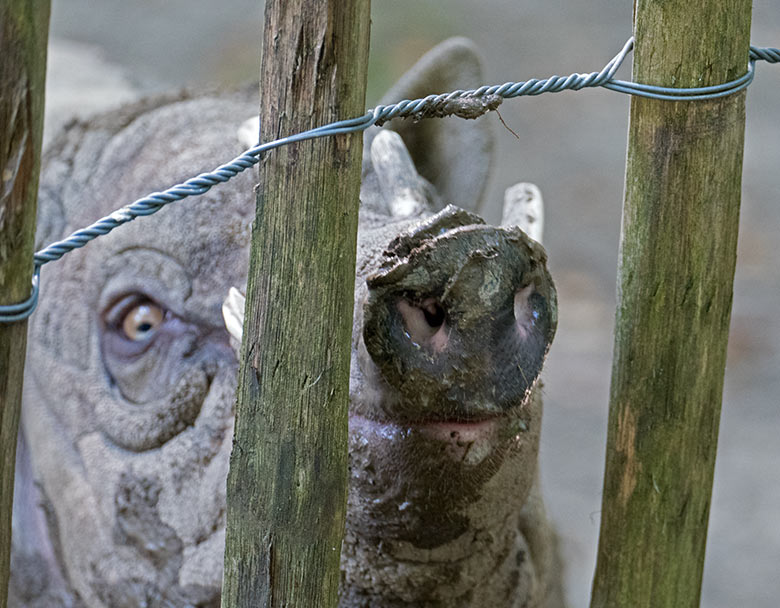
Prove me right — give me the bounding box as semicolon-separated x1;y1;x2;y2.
346;402;539;551
349;411;523;469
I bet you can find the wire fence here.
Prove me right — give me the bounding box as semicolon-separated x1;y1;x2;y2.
1;36;778;323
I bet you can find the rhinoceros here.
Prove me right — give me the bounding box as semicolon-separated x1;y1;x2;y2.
10;38;562;607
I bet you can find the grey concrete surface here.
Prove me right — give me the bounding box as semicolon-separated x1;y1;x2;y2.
44;1;779;606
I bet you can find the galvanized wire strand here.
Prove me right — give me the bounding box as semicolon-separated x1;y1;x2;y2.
1;269;40;323
1;37;778;323
751;46;780;63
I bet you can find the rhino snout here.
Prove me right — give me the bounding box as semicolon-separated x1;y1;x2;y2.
361;207;557;422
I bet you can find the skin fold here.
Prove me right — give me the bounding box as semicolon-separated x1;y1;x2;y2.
10;39;564;608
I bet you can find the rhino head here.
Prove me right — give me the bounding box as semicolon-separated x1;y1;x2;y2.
11;39;560;608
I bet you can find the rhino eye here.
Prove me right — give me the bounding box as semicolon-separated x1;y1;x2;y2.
122;302;164;341
103;294;169;355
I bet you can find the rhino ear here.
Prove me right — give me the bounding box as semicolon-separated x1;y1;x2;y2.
378;37;494;213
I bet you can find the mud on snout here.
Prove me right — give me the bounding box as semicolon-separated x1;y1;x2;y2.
348;205;557;550
362;204;556;422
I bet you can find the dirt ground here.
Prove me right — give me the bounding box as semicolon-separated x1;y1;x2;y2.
45;1;779;606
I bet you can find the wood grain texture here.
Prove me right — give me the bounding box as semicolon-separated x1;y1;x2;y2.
0;2;49;606
221;2;370;607
590;1;752;607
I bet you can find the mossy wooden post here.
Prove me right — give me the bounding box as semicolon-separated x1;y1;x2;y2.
0;2;50;606
590;2;752;607
221;1;370;606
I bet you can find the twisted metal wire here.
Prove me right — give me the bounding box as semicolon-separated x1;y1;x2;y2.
1;37;778;323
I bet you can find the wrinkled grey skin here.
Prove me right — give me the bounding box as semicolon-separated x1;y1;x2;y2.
10;39;563;608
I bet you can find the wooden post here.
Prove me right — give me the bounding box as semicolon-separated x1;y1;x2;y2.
0;2;50;606
221;2;370;607
590;1;752;607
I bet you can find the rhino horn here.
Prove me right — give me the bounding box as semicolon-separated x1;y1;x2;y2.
502;182;544;244
222;286;245;355
370;130;431;219
236;115;259;148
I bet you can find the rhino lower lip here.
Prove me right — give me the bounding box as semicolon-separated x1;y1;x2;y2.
415;417;499;438
350;412;506;442
350;413;514;466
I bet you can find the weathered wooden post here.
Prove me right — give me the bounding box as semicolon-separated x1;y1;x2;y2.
221;2;370;606
0;2;49;606
590;1;752;607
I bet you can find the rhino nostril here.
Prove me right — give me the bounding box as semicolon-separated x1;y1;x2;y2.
514;284;542;338
397;298;448;348
420;298;445;328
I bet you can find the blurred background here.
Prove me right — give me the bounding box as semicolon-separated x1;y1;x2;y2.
45;1;779;606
